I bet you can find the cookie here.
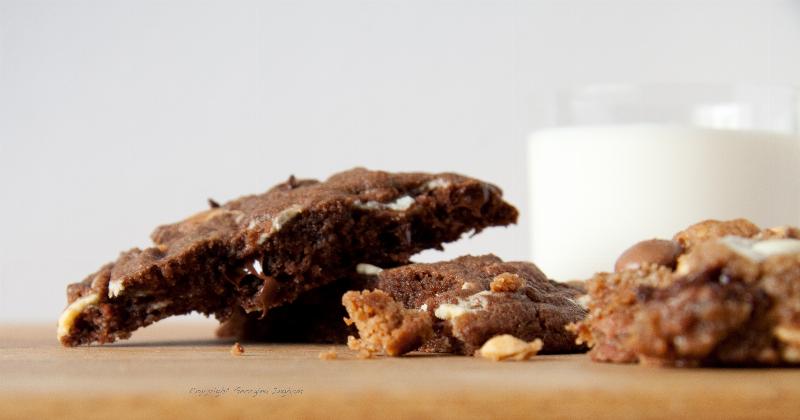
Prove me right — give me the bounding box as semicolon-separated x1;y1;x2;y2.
58;168;518;346
571;219;800;366
344;255;587;356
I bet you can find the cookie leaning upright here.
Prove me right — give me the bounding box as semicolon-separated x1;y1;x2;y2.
58;168;518;346
571;218;800;366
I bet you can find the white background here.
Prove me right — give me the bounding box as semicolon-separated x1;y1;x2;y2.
1;0;799;322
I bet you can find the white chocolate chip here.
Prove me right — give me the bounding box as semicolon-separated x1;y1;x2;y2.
108;278;125;298
355;195;416;212
356;263;384;276
433;291;491;320
753;239;800;257
433;303;469;321
434;303;468;320
720;236;800;261
424;178;451;190
272;204;303;231
718;236;764;261
57;293;100;340
419;304;428;312
386;196;415;211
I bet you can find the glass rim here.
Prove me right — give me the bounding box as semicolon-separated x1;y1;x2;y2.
536;82;800;134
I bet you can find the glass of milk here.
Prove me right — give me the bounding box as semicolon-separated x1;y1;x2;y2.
527;84;800;281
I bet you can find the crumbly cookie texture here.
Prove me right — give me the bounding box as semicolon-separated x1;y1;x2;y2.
477;335;543;361
372;255;587;356
58;168;518;346
571;219;800;366
342;290;433;358
567;265;674;363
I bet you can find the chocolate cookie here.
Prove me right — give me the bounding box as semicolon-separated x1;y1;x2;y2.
58;168;518;346
570;219;800;366
344;255;587;356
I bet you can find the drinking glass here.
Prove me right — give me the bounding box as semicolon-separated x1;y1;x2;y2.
527;84;800;280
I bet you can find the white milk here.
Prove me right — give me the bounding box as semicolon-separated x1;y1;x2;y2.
527;124;800;281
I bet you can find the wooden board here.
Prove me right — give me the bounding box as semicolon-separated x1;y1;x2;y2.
2;322;799;420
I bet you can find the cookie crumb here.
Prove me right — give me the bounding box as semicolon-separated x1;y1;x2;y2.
477;334;543;361
490;272;523;293
230;342;245;356
318;347;338;360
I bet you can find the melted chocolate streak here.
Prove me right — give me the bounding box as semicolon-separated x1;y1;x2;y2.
240;260;279;319
219;176;300;321
223;175;310;319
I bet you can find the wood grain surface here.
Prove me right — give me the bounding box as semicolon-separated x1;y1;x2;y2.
1;322;799;419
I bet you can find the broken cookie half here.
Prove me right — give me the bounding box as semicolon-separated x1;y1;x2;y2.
342;255;587;356
58;168;518;346
571;219;800;366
